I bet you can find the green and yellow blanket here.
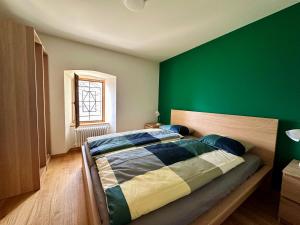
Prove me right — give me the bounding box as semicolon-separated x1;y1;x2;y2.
88;129;244;225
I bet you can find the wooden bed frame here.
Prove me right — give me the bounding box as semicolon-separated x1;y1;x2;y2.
82;109;278;225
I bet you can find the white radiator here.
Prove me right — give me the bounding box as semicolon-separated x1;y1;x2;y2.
75;123;110;147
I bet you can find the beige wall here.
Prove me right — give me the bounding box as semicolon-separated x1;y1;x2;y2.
39;34;159;155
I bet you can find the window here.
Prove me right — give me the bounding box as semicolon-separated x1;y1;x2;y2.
74;74;105;127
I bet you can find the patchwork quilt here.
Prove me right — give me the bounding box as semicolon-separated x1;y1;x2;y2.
90;134;245;225
88;128;182;156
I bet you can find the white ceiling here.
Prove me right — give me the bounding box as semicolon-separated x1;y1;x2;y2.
0;0;298;61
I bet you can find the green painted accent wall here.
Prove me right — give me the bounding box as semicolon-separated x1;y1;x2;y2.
159;3;300;188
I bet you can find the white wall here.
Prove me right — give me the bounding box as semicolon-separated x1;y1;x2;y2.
39;34;159;155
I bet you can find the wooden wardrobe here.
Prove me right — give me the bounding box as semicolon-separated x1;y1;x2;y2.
0;20;51;200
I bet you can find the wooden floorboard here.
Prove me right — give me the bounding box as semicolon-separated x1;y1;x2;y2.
220;184;280;225
0;151;88;225
0;151;280;225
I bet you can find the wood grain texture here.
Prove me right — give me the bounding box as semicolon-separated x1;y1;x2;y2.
83;110;278;225
279;160;300;225
35;43;47;167
75;77;106;125
281;174;300;204
171;109;278;166
282;160;300;178
0;20;40;199
223;190;280;225
43;53;51;156
0;151;281;225
191;166;272;225
82;146;101;225
0;151;88;225
74;74;80;128
34;30;47;53
172;110;278;225
279;197;300;225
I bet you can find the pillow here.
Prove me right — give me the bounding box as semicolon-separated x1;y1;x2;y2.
238;140;255;152
211;133;254;152
160;125;190;136
188;127;195;134
199;134;253;156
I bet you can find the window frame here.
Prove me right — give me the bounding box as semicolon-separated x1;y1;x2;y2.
74;74;105;127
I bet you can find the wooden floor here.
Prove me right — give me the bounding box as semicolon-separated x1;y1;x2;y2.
0;151;280;225
223;190;280;225
0;151;88;225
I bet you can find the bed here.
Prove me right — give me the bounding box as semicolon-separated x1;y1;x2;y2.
82;109;278;225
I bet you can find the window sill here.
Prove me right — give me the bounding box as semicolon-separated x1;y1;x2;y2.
70;122;109;127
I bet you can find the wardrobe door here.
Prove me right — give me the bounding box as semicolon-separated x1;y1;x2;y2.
43;53;51;156
0;20;40;199
35;43;47;167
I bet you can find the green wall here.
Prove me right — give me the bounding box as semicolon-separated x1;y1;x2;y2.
159;3;300;188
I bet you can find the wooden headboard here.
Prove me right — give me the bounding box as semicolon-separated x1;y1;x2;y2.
171;110;278;166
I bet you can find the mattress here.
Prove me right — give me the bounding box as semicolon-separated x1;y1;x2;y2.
89;142;262;225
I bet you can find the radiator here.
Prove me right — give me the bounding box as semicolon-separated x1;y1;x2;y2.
75;123;110;147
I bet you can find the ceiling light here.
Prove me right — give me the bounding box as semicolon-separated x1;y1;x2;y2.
123;0;146;12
